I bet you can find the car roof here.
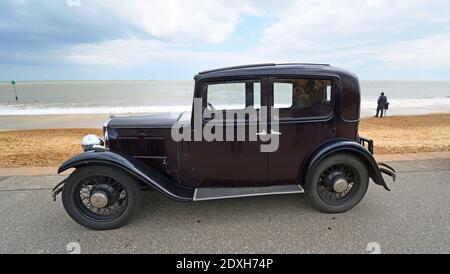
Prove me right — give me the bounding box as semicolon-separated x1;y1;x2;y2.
194;63;357;81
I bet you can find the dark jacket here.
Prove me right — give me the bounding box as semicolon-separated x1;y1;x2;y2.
377;95;387;107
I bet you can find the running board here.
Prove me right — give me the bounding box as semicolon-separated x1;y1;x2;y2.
193;185;304;201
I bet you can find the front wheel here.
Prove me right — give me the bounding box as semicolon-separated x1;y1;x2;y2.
306;153;369;213
62;165;141;230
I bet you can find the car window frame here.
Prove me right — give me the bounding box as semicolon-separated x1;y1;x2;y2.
198;77;267;125
269;75;338;123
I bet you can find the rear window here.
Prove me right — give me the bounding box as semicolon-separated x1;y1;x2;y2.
273;79;334;119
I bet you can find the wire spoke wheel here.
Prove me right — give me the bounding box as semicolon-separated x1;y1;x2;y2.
307;153;369;213
62;166;141;230
317;163;361;206
74;175;129;221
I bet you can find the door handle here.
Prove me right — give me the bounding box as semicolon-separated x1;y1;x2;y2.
256;130;268;136
256;130;282;136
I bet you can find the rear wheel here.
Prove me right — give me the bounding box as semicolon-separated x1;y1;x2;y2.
62;165;141;230
306;153;369;213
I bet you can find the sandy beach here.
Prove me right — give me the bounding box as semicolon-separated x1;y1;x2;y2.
359;113;450;154
0;113;449;168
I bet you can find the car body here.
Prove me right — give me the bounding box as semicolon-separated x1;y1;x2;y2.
53;63;396;230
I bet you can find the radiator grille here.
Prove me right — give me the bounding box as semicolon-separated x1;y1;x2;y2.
117;136;166;156
144;137;166;156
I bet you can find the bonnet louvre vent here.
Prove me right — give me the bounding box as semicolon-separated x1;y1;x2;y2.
118;136;166;156
144;137;166;156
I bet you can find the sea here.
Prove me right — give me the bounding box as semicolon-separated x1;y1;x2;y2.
0;80;449;117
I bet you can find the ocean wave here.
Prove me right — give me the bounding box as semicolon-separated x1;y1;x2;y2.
0;105;192;116
1;97;450;116
361;97;450;108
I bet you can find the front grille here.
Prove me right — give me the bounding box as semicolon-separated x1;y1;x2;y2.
144;137;166;156
117;136;166;156
118;137;139;155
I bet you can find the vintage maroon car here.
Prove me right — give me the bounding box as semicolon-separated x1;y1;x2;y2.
52;63;396;230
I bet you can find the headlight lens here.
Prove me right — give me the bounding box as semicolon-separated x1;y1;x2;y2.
82;134;104;152
103;129;109;149
104;128;109;142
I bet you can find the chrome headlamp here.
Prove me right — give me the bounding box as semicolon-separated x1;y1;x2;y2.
82;134;105;152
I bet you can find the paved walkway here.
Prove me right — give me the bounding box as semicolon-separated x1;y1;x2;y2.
0;167;71;177
0;151;449;177
0;158;449;253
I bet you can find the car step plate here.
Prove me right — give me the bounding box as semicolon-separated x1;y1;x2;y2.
193;184;304;201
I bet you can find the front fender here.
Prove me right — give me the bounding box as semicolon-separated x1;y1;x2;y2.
304;140;395;191
57;151;194;201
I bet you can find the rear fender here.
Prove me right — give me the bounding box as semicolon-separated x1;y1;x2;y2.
56;151;194;201
303;140;395;191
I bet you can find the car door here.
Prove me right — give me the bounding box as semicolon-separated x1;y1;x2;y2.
267;76;338;185
194;77;270;187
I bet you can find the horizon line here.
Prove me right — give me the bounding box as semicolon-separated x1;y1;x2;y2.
1;79;450;83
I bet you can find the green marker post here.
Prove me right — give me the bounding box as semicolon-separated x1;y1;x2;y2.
11;80;18;102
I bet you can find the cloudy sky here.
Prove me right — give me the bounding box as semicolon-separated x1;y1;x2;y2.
1;0;450;81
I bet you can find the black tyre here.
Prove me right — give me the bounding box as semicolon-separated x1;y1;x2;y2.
306;153;369;213
62;165;141;230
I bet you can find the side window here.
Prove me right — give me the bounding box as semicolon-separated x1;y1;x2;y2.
273;79;334;119
253;82;261;109
274;83;294;108
205;80;261;111
207;82;246;111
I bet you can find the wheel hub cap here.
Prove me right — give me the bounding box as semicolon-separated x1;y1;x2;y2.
333;178;349;193
90;192;109;208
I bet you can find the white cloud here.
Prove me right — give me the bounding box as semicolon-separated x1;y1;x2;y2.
65;38;257;68
260;0;424;52
98;0;261;43
255;0;450;68
376;33;450;68
9;0;450;79
67;39;167;66
63;0;450;74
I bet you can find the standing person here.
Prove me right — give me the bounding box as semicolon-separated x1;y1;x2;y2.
375;92;388;118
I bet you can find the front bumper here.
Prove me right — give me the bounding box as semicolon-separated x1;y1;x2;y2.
52;179;66;201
